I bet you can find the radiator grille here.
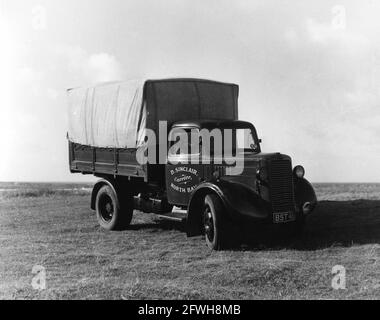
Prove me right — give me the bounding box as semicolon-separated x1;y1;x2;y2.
269;159;295;213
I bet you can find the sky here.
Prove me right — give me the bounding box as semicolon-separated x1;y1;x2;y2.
0;0;380;182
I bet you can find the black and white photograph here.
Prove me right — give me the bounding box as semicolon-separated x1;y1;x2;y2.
0;0;379;305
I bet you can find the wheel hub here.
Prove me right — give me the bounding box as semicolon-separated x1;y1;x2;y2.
99;194;114;222
203;207;214;242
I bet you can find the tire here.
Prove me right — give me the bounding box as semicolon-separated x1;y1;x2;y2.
95;185;133;231
203;194;231;250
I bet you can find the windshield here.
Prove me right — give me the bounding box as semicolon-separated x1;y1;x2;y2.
220;127;260;156
235;128;259;152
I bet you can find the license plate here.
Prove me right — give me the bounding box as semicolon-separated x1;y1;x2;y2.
273;212;296;224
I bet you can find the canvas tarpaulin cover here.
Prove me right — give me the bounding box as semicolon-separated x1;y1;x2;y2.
144;79;239;132
67;80;146;149
67;79;239;149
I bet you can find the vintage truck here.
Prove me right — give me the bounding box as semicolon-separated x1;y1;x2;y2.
67;78;317;250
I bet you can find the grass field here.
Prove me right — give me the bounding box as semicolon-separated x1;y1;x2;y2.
0;182;379;300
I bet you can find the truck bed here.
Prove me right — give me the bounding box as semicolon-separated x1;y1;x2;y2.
69;142;146;180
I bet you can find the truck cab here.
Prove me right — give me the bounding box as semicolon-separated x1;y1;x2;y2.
165;120;260;206
163;120;317;249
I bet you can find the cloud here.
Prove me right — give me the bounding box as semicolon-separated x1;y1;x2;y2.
305;18;369;48
284;17;370;52
274;11;380;181
56;45;124;85
14;66;44;83
85;53;123;83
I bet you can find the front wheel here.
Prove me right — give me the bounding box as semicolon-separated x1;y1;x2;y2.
203;194;231;250
95;185;133;231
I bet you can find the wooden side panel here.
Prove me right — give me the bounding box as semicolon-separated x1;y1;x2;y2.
69;142;146;179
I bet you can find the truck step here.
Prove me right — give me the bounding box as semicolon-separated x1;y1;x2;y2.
156;209;187;223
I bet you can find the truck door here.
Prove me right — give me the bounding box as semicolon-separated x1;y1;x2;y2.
166;128;202;206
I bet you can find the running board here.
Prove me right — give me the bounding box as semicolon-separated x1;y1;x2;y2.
156;208;187;223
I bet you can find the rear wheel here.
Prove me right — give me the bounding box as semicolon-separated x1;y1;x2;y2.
95;185;133;231
203;194;231;250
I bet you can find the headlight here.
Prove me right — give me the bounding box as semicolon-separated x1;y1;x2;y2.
256;168;267;181
293;165;305;178
213;171;221;180
256;169;261;180
302;202;311;215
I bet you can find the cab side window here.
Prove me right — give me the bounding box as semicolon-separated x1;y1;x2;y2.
168;127;200;157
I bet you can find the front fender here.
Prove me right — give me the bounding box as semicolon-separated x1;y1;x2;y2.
294;177;318;213
186;180;270;237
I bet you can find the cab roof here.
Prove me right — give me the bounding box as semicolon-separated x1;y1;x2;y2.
171;119;254;129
